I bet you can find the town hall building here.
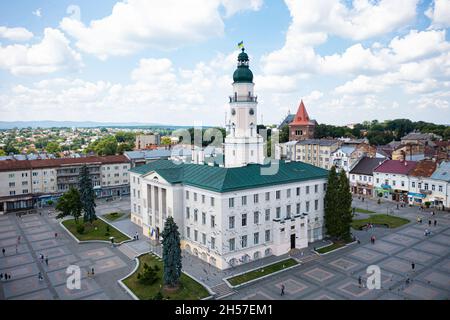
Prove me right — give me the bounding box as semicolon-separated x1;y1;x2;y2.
129;48;328;270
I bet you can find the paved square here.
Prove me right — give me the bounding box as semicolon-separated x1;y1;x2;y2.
378;257;421;275
31;239;62;251
419;271;450;291
398;227;427;239
349;248;387;263
336;281;373;299
363;241;403;255
413;242;448;256
54;279;102;300
402;283;448;300
78;247;115;261
0;253;34;268
1;262;40;280
429;234;450;246
396;249;438;264
303;267;336;282
10;289;55;300
383;234;420;246
275;278;308;295
328;258;361;272
242;291;274;300
92;256;127;274
2;275;48;299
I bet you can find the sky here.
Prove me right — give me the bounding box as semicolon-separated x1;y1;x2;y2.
0;0;449;127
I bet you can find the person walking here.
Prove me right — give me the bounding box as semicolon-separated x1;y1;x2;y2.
2;248;5;256
428;220;432;227
358;275;362;288
411;262;415;272
54;232;58;239
45;256;49;266
15;245;18;254
91;267;95;277
280;284;285;296
434;220;437;227
38;272;43;282
17;235;21;244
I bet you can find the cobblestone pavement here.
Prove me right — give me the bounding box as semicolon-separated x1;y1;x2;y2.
0;206;135;300
226;198;450;300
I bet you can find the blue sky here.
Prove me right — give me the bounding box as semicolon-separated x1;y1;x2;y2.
0;0;449;126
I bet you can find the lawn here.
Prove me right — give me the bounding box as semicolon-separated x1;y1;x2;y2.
354;208;377;214
103;212;125;221
227;258;298;286
315;242;346;254
351;214;410;230
123;254;210;300
62;218;130;242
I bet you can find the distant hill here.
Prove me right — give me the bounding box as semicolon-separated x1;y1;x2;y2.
0;121;194;129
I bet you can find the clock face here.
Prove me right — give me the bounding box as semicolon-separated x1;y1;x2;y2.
231;109;236;116
249;108;254;115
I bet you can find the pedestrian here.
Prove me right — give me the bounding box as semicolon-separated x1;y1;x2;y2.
358;275;362;288
0;273;3;281
434;220;437;227
428;220;432;226
45;256;49;266
38;272;43;281
135;232;139;240
280;284;285;296
411;262;415;271
54;232;58;238
17;235;21;244
15;245;18;254
91;267;95;277
2;248;5;256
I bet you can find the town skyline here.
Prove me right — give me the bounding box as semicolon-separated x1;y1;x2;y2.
1;0;449;126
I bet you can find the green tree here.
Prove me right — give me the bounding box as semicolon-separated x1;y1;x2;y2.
55;187;83;221
279;125;289;143
46;141;61;154
324;167;340;238
117;143;134;154
79;165;97;223
161;216;182;288
161;136;172;146
337;170;353;242
0;149;6;156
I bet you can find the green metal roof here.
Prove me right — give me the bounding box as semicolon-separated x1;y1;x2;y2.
233;48;253;83
130;160;329;193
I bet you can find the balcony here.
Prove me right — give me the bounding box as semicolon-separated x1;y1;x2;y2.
229;95;258;103
420;189;432;195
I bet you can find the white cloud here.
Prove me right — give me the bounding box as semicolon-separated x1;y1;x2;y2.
426;0;450;29
0;28;82;76
32;8;42;18
0;26;34;41
60;0;261;60
334;75;386;95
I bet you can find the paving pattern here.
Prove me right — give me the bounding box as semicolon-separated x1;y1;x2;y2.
0;204;135;300
228;198;450;300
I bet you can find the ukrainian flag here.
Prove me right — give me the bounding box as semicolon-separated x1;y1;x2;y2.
237;41;244;49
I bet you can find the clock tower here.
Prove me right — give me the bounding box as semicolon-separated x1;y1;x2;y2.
224;48;265;168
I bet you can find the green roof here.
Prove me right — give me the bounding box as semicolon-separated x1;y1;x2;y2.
233;48;253;83
130;160;329;193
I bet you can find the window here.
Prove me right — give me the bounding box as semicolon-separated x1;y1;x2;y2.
202;195;205;204
202;233;206;245
265;192;270;201
432;185;435;191
265;209;270;221
137;190;140;199
9;182;15;187
439;185;443;192
253;194;259;203
315;199;319;210
296;187;300;196
10;191;15;196
211;237;215;249
22;189;28;194
276;190;281;199
211;215;215;228
229;198;234;208
186;207;190;219
202;212;206;225
242;214;247;226
229;216;235;229
401;181;405;187
412;182;416;188
33;172;38;177
186;191;189;199
296;203;301;214
306;201;310;212
276;207;281;219
241;235;248;248
287;189;291;198
265;230;270;242
194;230;198;242
194;210;198;222
194;193;197;201
186;227;191;239
210;197;215;206
242;196;247;206
286;205;291;218
424;183;429;190
229;238;235;251
315;184;318;193
254;232;259;245
306;186;310;194
254;211;259;224
8;173;14;178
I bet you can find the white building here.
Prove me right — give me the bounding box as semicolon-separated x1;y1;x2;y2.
130;49;329;270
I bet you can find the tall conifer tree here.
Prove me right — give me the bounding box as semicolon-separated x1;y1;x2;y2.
324;166;339;238
79;165;96;223
161;216;182;288
337;169;353;241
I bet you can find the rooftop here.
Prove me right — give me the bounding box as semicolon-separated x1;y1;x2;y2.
349;157;386;176
130;160;329;193
409;160;437;177
373;160;418;175
297;139;339;146
430;161;450;182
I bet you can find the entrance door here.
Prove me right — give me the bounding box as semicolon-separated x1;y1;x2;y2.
290;234;296;249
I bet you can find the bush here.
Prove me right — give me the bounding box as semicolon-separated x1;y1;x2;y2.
76;224;85;234
106;225;110;232
139;264;159;285
47;200;54;206
153;291;163;300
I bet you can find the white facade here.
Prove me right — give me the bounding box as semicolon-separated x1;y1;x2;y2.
100;163;130;188
408;177;449;207
130;169;326;270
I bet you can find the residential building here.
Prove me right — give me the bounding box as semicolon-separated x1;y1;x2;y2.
373;160;418;203
0;155;130;214
289;139;340;169
135;133;161;149
288;100;317;141
407;160;438;206
349;157;386;197
429;161;450;209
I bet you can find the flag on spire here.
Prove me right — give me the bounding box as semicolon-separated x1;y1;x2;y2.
237;41;244;49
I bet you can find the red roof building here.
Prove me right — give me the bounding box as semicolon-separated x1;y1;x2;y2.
289;100;317;141
374;159;418;175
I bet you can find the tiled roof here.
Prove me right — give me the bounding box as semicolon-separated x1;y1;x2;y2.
0;155;129;172
130;160;329;193
349;157;386;176
409;160;437;177
430;161;450;182
297;139;339;146
290;100;316;126
373;160;418;175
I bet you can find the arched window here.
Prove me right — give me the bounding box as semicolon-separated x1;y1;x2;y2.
250;123;254;136
231;123;236;136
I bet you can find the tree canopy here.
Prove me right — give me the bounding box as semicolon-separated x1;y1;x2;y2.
79;165;97;223
161;216;182;288
55;187;83;221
